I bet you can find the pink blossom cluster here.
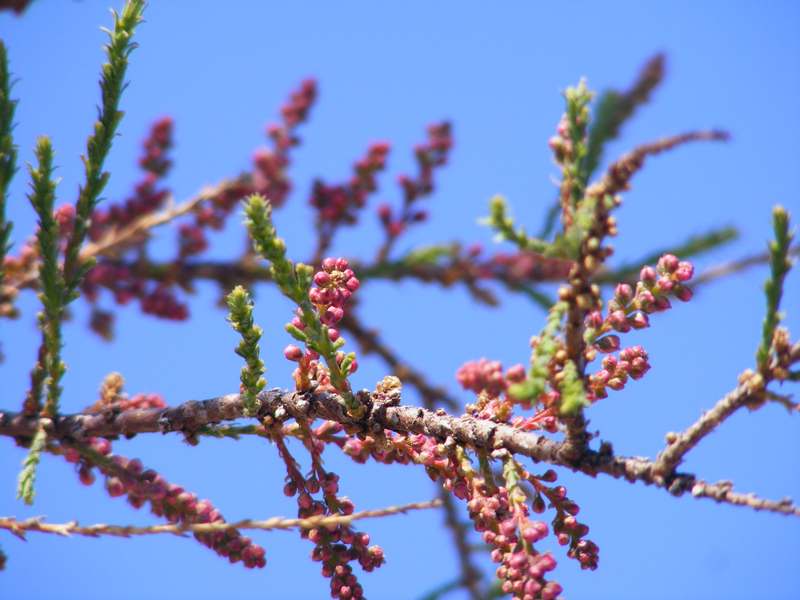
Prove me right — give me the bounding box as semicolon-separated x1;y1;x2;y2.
340;430;572;599
311;142;390;224
64;438;266;569
54;203;76;240
139;116;173;175
253;77;317;206
588;346;650;400
284;258;360;393
341;431;418;466
587;254;694;352
275;430;383;600
82;263;188;321
468;483;562;600
377;121;452;240
284;344;334;392
456;360;557;432
531;472;598;571
456;358;513;398
309;257;360;327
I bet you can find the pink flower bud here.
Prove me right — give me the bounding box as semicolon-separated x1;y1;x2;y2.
313;271;331;286
654;296;672;312
639;266;657;283
629;311;649;329
595;335;620;353
322;306;344;325
614;283;633;303
675;285;693;302
658;254;680;273
608;310;630;332
506;364;526;383
284;345;303;361
585;310;603;328
607;377;625;390
675;261;694;281
656;277;674;293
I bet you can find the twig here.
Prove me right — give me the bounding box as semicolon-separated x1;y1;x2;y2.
0;499;442;540
690;481;800;516
654;373;766;476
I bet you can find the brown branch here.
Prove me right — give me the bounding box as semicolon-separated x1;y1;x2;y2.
589;130;730;199
654;373;766;476
0;499;442;540
690;481;800;516
2;387;797;518
656;344;800;477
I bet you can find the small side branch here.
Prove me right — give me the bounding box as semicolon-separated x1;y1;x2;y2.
690;481;800;516
654;374;765;476
0;499;442;540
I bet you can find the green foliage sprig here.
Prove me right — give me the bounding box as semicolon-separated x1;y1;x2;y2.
562;79;593;212
598;226;739;284
62;0;145;293
0;41;17;283
16;424;47;505
558;359;588;415
483;195;551;255
509;301;567;403
27;137;64;417
226;285;266;417
17;138;63;505
756;205;794;375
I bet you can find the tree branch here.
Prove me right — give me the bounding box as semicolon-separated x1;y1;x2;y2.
2;386;797;518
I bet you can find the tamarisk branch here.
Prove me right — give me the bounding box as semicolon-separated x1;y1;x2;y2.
2;386;797;517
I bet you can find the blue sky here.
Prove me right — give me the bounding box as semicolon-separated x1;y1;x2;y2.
1;1;798;599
